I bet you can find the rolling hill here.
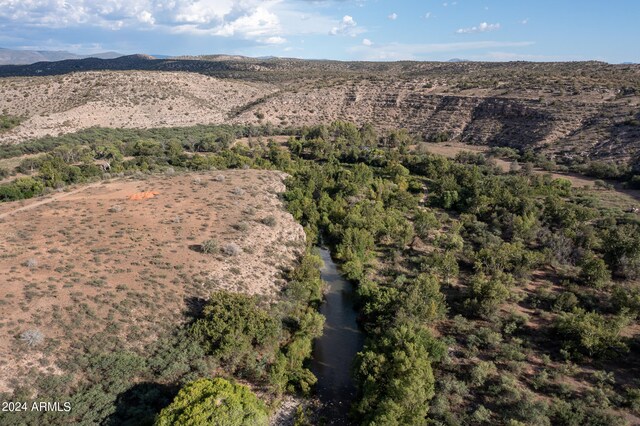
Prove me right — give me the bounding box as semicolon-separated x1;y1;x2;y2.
0;47;123;65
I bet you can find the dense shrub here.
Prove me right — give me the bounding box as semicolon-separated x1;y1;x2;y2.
602;224;640;279
200;239;218;254
354;324;444;425
155;378;268;426
413;209;440;239
0;176;45;201
191;292;279;365
553;308;629;358
465;272;513;318
580;161;629;180
579;253;611;289
3;120;638;424
270;251;325;394
0;114;21;131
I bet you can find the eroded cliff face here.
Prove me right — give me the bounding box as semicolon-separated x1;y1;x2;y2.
233;78;640;165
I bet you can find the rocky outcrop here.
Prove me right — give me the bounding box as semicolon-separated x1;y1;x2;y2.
234;78;639;163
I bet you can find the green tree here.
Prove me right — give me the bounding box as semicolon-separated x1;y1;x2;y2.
354;325;444;425
554;308;630;358
288;137;303;156
155;378;268;426
335;227;375;280
191;292;279;367
422;251;459;285
38;157;72;187
0;176;45;201
603;224;640;279
579;253;611;289
398;274;447;324
379;209;414;247
285;253;324;305
128;139;164;157
359;123;378;148
13;177;44;198
466;272;513;318
413;209;439;239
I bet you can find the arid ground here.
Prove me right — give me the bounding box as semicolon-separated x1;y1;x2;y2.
0;169;305;393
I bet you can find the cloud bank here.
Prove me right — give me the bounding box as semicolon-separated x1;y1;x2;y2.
0;0;335;44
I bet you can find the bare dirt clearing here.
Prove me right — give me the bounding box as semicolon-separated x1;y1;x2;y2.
0;170;305;392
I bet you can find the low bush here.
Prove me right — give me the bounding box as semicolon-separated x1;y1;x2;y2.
155;378;268;426
201;239;218;254
553;308;629;358
221;243;242;256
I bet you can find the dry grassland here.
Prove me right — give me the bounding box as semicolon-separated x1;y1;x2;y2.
0;170;305;392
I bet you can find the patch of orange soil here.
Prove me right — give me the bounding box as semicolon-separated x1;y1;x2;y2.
127;191;160;200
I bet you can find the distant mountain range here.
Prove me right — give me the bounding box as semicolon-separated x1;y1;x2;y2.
0;47;123;65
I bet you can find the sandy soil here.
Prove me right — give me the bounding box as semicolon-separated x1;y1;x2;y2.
0;170;305;393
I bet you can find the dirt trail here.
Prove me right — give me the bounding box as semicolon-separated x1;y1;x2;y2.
0;182;101;220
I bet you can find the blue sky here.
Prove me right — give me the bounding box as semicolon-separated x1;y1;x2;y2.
0;0;638;62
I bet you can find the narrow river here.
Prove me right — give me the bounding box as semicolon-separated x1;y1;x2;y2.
310;247;365;425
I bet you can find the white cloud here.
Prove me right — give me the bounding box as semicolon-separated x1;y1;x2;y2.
343;15;356;26
329;15;359;36
271;7;335;37
137;10;155;25
262;36;287;45
212;7;280;37
456;22;501;34
0;0;313;43
388;13;397;21
362;38;372;46
349;40;535;61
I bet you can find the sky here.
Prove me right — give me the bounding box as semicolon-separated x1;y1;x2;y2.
0;0;638;63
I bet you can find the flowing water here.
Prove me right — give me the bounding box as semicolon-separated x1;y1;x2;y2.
310;247;365;425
